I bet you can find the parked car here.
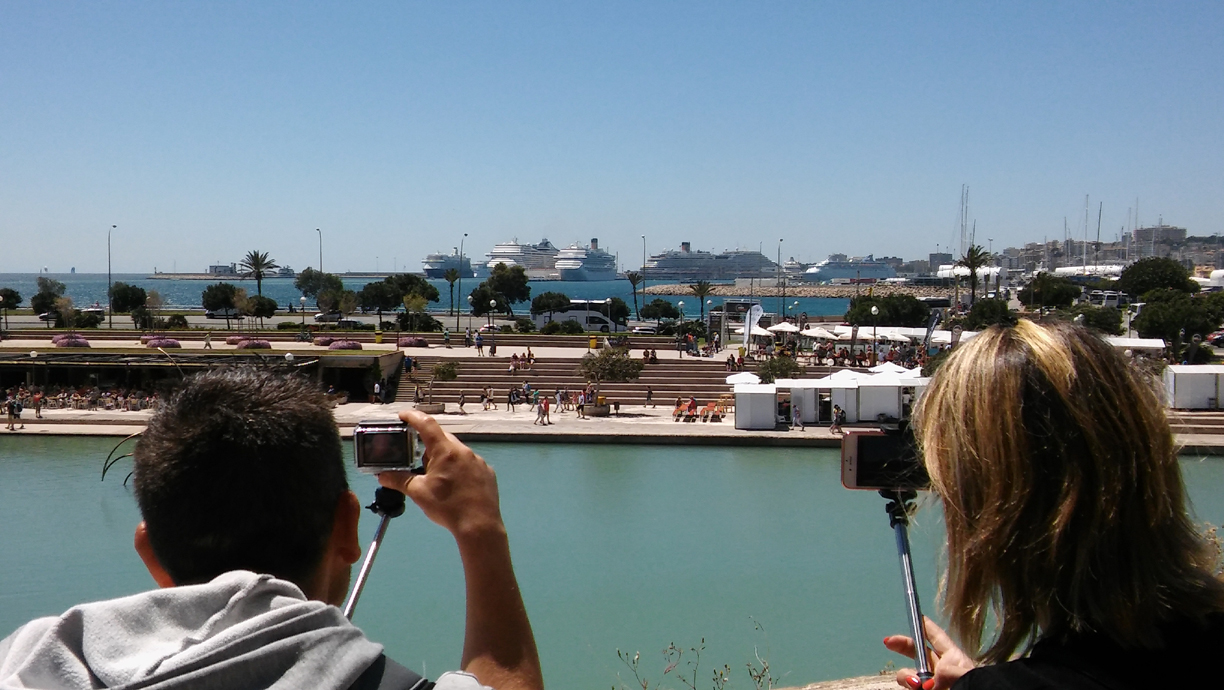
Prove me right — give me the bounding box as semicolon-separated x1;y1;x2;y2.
313;311;342;323
37;312;56;322
206;308;243;319
81;307;106;316
334;319;363;329
478;323;499;333
631;325;657;334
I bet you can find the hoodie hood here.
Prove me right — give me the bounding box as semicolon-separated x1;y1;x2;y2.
0;571;383;690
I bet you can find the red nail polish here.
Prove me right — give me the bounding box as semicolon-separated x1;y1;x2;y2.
922;680;935;690
906;677;921;690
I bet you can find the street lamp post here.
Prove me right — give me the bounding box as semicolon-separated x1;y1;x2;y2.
778;239;784;318
108;225;116;329
316;228;323;274
456;233;467;331
641;235;647;295
489;299;497;329
300;296;307;330
605;297;613;332
466;296;473;332
870;305;879;366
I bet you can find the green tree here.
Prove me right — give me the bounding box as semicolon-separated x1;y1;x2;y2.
31;277;67;315
531;292;571;322
358;281;401;323
248;295;278;326
53;296;75;330
964;298;1017;330
1018;274;1081;309
294;268;344;306
576;347;645;386
625;271;643;319
239;250;279;296
845;294;931;327
109;282;147;313
483;262;531;315
757;355;804;384
1131;289;1219;360
956;245;991;306
201;282;240;328
397;294;441;332
443;268;460;316
640;298;679;327
1117;257;1198;299
1058;304;1123;335
605;297;631;328
386;273;441;304
689;280;714;321
0;287;22;330
467;284;504;318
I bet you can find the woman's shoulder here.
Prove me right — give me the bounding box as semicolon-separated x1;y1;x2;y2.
955;613;1224;689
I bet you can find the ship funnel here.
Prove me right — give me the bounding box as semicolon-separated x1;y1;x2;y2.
590;238;599;250
681;241;691;253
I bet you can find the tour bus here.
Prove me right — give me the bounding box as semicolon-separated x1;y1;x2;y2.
531;299;624;332
1087;290;1129;309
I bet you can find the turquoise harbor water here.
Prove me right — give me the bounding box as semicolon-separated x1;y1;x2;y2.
4;437;1223;688
0;273;849;318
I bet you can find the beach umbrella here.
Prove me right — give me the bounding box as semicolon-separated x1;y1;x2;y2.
766;322;800;333
733;325;774;337
880;331;912;343
800;326;838;339
726;372;761;385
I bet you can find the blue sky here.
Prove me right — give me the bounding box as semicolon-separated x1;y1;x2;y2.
2;1;1221;273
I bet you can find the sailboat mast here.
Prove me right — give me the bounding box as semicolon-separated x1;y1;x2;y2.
1095;202;1102;269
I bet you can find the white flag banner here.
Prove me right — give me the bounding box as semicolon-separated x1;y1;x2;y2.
743;304;764;350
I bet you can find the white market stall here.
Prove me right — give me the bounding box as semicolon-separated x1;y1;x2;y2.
1163;365;1224;409
733;383;779;429
857;374;927;421
774;378;822;424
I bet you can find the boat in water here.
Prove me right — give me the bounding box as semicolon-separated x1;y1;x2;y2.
421;248;486;279
554;238;618;281
643;242;776;282
800;254;896;283
484;238;560;273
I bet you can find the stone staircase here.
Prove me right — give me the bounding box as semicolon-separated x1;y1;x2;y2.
396;354;843;406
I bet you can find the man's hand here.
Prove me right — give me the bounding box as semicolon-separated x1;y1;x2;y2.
883;618;975;690
378;410;543;690
378;410;503;540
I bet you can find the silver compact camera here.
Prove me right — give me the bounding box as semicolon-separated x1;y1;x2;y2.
352;419;424;474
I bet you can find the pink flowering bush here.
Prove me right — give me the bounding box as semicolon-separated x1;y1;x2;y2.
146;338;181;348
328;340;363;350
237;339;271;350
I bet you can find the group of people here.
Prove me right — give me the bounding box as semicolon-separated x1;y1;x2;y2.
3;385;159;428
2;320;1220;690
453;383;601;422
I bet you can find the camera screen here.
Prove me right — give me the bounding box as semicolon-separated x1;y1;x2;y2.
854;433;929;490
355;431;413;469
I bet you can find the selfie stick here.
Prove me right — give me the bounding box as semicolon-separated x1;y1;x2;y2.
342;487;406;620
882;489;933;683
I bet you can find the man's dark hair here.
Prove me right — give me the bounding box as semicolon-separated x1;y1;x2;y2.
133;367;348;587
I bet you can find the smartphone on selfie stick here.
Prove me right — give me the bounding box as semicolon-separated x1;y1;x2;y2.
842;423;934;683
342;419;425;620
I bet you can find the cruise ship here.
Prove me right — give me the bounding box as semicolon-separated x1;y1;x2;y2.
800;254;897;283
484;238;560;272
554;238;618;281
421;248;486;279
643;242;777;281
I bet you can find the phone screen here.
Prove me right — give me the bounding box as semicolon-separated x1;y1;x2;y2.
844;432;929;490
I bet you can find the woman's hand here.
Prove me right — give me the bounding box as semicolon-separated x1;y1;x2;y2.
883;617;975;690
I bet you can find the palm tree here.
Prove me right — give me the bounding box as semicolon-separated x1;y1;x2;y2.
689;280;713;321
957;245;990;306
626;271;643;319
239;250;279;296
443;268;460;316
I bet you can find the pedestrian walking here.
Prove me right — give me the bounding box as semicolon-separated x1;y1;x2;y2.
791;397;803;430
203;331;213;349
542;395;551;424
534;396;546;425
475;333;484;356
830;404;844;435
458;391;468;415
443;328;451;348
645;386;655;408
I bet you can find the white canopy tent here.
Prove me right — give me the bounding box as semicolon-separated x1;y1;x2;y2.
766;322;801;333
800;326;838;340
725;371;761;385
733;325;774;337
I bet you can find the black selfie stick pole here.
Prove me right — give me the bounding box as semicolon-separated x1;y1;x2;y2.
342;487;406;620
882;489;933;682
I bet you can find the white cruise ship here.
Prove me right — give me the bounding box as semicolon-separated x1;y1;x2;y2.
800;254;896;283
554;238;618;281
421;248;486;279
484;238;560;272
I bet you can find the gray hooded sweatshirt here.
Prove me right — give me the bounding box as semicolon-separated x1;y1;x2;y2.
0;571;484;690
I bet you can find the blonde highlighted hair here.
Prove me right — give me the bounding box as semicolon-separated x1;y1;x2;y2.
915;319;1224;663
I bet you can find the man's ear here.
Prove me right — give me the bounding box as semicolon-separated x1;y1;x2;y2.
332;490;362;566
134;522;176;588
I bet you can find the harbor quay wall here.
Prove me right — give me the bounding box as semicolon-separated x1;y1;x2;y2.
642;283;955;299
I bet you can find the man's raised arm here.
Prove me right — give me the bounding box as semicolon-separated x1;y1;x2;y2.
379;410;543;690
